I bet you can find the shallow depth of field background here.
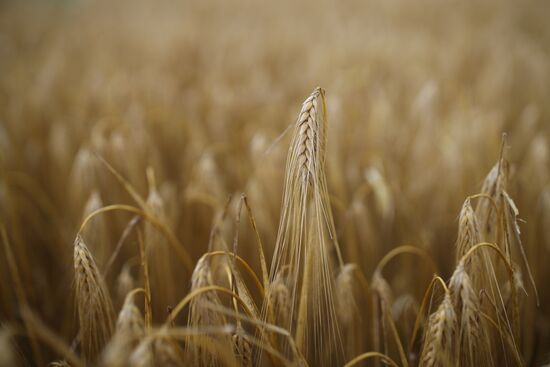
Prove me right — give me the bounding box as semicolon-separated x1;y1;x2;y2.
1;0;550;365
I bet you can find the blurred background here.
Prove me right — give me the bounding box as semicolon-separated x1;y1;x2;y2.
0;0;549;365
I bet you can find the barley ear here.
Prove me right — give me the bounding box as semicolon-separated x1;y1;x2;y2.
268;87;343;366
73;235;114;360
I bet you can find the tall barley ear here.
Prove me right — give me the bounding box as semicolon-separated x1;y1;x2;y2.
474;155;537;348
476;154;537;305
474;157;527;303
266;87;344;366
419;290;456;367
73;235;114;361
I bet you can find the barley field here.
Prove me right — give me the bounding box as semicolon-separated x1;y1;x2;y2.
1;0;550;366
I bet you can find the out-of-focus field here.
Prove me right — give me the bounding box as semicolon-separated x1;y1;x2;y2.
0;0;549;366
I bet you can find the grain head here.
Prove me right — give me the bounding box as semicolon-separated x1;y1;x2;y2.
267;87;344;366
73;235;114;361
